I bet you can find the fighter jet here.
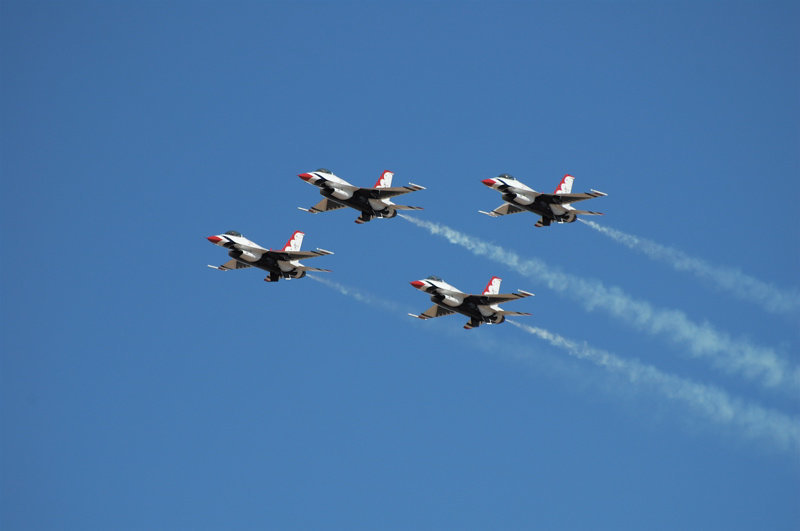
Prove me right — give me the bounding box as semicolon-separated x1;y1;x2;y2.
298;168;425;224
206;230;333;282
480;173;607;227
408;275;533;330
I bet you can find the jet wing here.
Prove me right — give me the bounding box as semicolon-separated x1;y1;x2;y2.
465;290;534;305
479;203;525;217
266;248;334;261
208;259;252;271
237;243;271;254
543;190;607;205
298;197;348;214
408;304;456;320
359;183;426;199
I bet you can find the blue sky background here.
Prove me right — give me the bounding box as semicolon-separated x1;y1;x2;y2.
2;1;798;529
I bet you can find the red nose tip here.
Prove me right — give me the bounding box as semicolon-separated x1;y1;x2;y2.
410;280;425;289
298;173;313;181
481;178;496;187
207;236;222;244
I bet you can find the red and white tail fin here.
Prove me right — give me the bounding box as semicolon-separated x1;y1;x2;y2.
554;174;575;195
282;231;305;251
374;170;394;189
482;276;502;295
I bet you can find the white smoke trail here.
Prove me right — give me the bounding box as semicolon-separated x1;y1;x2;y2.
312;274;800;454
307;275;407;314
398;214;800;393
579;219;800;316
507;320;800;454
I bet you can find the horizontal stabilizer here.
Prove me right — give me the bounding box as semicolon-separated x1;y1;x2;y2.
297;266;332;273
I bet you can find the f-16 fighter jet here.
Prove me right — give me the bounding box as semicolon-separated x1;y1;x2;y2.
207;230;333;282
298;168;425;224
408;275;533;330
480;173;607;227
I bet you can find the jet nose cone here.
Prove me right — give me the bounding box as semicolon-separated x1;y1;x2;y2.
410;280;425;289
207;236;222;244
481;178;496;187
298;173;313;182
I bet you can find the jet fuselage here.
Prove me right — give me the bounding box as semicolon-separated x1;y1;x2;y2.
319;187;397;220
429;293;505;326
499;191;575;226
224;249;292;280
209;233;306;281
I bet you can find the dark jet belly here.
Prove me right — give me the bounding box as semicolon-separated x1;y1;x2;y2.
228;249;280;275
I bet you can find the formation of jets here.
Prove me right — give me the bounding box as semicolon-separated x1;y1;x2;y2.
206;169;607;329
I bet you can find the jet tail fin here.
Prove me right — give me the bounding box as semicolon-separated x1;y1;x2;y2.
554;174;575;194
482;276;502;295
282;231;305;251
374;170;394;188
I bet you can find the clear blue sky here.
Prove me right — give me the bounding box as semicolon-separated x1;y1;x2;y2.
2;1;798;529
